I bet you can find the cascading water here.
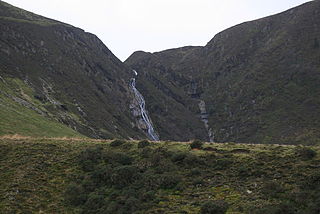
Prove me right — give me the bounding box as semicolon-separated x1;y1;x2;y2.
130;70;159;141
198;100;214;142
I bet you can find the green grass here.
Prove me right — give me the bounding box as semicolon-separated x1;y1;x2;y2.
1;138;319;213
0;137;96;213
0;77;82;138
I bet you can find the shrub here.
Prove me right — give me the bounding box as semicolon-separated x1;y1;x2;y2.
139;190;156;202
140;147;152;158
159;173;181;189
190;168;201;176
78;146;104;171
153;158;176;174
192;178;205;186
183;153;204;167
305;197;320;214
137;173;161;190
122;197;140;213
82;193;106;214
110;139;126;147
200;200;229;214
261;181;285;198
237;165;252;177
213;158;233;170
171;152;187;163
149;153;163;167
149;148;172;168
190;140;204;149
64;183;86;206
153;147;171;158
82;175;99;191
111;165;140;188
138;140;151;148
253;202;296;214
302;172;320;189
91;165;110;184
106;152;133;165
295;146;317;160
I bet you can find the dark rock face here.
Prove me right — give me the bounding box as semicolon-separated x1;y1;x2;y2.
126;1;320;144
125;47;209;142
0;1;144;139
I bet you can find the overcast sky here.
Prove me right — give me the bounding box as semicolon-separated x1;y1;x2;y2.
4;0;311;61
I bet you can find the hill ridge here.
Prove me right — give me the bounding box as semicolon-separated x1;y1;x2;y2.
125;0;320;145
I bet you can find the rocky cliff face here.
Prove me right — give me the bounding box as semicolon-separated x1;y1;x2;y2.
125;47;208;141
126;1;320;144
0;1;145;139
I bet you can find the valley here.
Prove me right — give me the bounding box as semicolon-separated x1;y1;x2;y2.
0;0;320;213
1;0;319;144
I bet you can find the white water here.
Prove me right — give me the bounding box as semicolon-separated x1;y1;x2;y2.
130;71;159;141
198;100;214;142
133;69;138;76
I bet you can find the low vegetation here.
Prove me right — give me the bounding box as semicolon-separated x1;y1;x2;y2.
190;139;204;149
1;137;319;213
0;78;82;138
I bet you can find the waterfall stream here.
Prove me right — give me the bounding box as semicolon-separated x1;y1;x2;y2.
130;70;159;141
198;100;214;142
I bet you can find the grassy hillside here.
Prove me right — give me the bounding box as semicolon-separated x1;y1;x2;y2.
0;77;82;137
1;137;319;213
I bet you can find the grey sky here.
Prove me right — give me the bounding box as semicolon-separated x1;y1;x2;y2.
4;0;311;61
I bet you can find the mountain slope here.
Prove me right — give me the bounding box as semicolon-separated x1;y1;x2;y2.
0;1;144;139
126;1;320;145
0;77;82;137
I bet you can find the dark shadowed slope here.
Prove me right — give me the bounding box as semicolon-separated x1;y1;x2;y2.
126;1;320;145
126;47;208;141
0;1;145;139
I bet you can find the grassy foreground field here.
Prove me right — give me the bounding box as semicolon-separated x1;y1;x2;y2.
0;136;319;213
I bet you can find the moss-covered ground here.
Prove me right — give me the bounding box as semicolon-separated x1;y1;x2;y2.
0;137;319;213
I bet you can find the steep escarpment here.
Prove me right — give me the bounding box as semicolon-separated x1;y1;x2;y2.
0;1;144;139
126;1;320;145
126;47;208;141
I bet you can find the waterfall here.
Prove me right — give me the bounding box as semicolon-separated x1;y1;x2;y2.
198;100;214;142
130;70;159;141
